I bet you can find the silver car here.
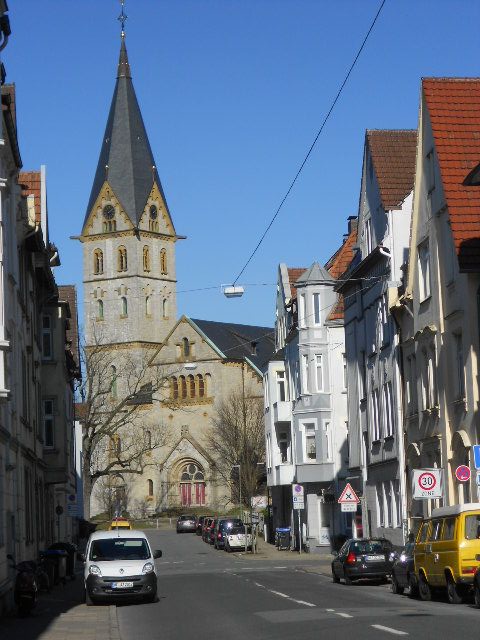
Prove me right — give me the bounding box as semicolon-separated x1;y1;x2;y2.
176;515;197;533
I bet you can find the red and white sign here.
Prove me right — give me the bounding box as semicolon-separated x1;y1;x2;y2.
338;483;360;504
455;465;471;483
412;469;443;500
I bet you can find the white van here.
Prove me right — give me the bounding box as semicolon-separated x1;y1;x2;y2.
83;529;162;605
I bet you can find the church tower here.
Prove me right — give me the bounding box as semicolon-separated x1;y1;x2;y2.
80;29;181;348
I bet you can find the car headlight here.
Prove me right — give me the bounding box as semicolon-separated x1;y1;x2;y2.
142;562;154;574
89;565;101;576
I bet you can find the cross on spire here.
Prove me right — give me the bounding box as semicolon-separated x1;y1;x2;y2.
118;0;127;37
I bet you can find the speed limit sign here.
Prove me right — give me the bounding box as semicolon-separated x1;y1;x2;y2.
412;469;444;500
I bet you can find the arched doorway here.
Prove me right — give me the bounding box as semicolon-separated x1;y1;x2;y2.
178;461;206;507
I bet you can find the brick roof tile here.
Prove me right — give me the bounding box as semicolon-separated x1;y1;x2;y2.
423;78;480;270
366;130;417;209
19;170;41;224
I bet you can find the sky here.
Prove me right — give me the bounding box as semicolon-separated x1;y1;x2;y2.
5;0;480;330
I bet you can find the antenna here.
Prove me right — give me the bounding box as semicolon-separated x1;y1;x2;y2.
118;0;128;37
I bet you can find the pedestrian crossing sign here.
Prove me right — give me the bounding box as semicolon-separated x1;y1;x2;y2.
338;483;360;504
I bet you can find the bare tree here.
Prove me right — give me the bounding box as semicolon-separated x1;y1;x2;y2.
93;474;132;520
78;330;175;519
207;385;265;510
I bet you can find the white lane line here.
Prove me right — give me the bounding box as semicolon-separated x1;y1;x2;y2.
292;599;316;607
254;582;265;588
326;608;335;612
335;612;353;618
268;589;316;607
371;625;408;636
172;561;184;564
274;566;287;569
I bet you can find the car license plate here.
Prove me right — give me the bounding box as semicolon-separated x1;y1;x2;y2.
365;555;384;561
111;581;133;589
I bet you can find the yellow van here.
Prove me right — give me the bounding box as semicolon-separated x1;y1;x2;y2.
414;503;480;603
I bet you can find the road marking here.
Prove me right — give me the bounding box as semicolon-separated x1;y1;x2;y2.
371;625;408;636
292;599;316;607
254;582;265;588
274;566;287;569
335;612;353;618
326;608;335;612
268;589;316;607
269;590;290;599
172;561;184;564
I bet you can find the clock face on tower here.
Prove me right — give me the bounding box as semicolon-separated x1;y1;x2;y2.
149;204;158;220
103;204;115;220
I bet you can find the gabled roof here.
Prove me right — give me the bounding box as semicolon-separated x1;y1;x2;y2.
19;170;41;224
287;267;307;299
325;218;358;322
423;78;480;271
295;261;334;286
366;130;417;210
190;318;275;373
84;36;173;231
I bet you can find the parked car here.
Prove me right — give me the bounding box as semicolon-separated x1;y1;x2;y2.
224;525;253;552
413;503;480;603
208;519;218;545
202;517;215;542
390;542;418;596
176;515;197;533
213;518;244;550
331;538;394;585
83;529;161;605
196;515;211;536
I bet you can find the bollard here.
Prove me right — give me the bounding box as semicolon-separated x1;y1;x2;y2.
156;518;159;529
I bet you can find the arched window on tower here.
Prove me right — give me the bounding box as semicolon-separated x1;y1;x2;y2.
110;365;117;398
93;249;104;275
118;246;128;272
147;479;154;497
143;246;151;272
171;377;179;400
145;430;152;448
160;248;167;275
145;295;152;316
121;296;128;317
188;374;195;398
162;298;168;319
182;338;190;358
97;299;104;320
180;375;187;399
197;374;205;398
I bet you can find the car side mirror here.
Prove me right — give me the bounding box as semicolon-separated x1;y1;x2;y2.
154;550;162;559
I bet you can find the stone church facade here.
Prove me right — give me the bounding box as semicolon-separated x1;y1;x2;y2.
80;33;273;517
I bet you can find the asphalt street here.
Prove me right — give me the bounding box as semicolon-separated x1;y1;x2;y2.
114;530;480;640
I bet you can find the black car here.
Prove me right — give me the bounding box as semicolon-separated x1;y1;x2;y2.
391;542;418;596
176;515;197;533
332;538;394;585
213;518;244;549
196;515;211;536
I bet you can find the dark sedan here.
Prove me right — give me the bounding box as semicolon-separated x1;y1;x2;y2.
176;515;197;533
391;542;418;596
332;538;394;585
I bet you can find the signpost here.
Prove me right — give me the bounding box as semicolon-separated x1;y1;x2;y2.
292;484;304;554
338;482;360;513
455;465;471;483
412;469;444;500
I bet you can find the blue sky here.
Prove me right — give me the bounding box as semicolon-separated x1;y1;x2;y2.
6;0;480;329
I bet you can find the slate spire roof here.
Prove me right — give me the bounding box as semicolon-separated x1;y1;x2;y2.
295;261;334;286
83;34;172;231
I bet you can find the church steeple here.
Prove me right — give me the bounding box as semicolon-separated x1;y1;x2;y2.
82;28;173;234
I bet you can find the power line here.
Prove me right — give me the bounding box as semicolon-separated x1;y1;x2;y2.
231;0;388;286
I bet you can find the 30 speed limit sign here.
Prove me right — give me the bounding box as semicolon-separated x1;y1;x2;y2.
412;469;444;500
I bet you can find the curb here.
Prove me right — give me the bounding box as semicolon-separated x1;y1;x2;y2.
109;605;121;640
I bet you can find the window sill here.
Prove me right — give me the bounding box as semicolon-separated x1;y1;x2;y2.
419;295;432;305
120;314;128;319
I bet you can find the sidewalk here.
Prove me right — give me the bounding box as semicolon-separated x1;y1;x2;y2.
233;535;334;576
0;573;120;640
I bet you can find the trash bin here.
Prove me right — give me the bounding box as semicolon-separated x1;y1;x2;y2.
276;527;291;550
49;542;77;580
43;549;68;585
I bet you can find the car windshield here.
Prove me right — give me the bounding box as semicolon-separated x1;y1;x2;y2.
230;526;250;535
351;540;390;554
179;516;194;521
464;514;480;540
219;519;243;531
90;538;150;561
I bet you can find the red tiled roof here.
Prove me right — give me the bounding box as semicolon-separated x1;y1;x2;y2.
287;267;307;299
325;219;358;322
19;170;41;224
423;78;480;271
367;130;417;210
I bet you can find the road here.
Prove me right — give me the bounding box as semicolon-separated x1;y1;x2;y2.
114;530;480;639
